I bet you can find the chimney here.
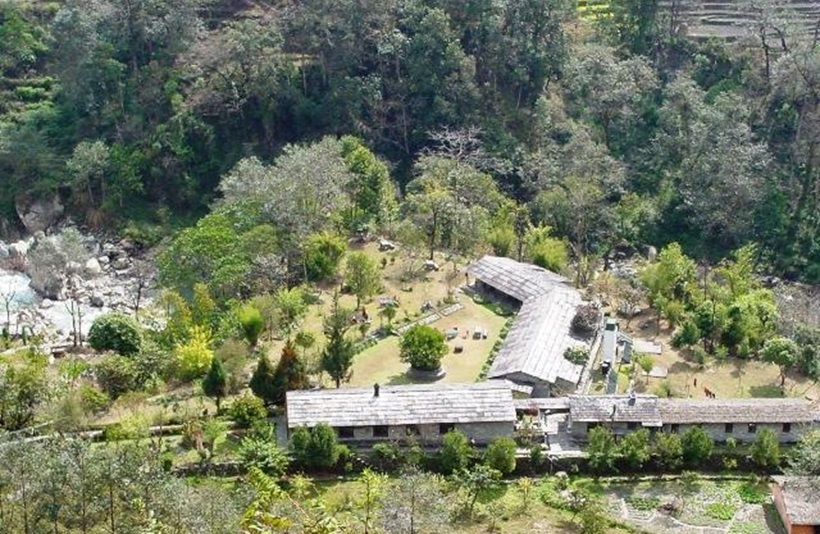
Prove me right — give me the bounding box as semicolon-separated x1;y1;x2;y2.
374;383;380;397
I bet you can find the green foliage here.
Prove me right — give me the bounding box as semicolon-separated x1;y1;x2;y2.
173;326;213;380
761;337;799;386
79;384;111;414
789;429;820;476
94;355;140;399
344;251;381;307
250;354;277;407
586;426;617;473
271;340;308;406
525;225;568;273
238;305;264;348
238;434;290;477
0;357;48;430
289;423;341;471
304;231;347;281
87;313;143;356
652;431;683;470
399;324;448;372
751;428;780;469
618;428;651;469
341;136;396;227
201;355;228;410
484;437;517;475
736;482;766;504
682;426;714;466
439;430;474;475
191;283;217;329
228;393;268;428
705;501;737;521
321;297;356;388
625;495;660;512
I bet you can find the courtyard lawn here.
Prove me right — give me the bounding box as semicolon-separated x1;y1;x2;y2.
607;310;820;401
347;298;510;386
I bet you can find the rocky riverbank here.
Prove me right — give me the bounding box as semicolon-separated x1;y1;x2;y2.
0;229;156;343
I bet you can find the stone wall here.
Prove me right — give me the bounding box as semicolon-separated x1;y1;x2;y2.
333;421;514;446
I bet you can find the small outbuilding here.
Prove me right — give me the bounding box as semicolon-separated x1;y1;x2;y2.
285;382;516;445
772;476;820;534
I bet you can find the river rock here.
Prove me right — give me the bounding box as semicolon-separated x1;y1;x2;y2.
0;241;8;259
97;255;110;266
84;258;103;277
111;257;130;270
9;241;28;259
90;293;105;308
41;298;54;309
15;194;65;234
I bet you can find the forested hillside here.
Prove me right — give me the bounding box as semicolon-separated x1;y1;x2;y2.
1;0;819;280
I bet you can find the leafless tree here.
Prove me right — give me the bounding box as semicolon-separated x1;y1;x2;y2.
424;127;514;175
0;283;16;334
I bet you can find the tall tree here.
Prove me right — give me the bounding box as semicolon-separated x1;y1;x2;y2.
321;297;355;388
202;356;228;411
271;340;308;405
345;252;381;308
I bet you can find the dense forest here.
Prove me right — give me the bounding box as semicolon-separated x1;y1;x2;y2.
0;0;818;281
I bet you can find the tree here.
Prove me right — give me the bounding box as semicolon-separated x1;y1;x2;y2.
289;423;340;471
788;429;820;478
274;287;307;339
191;283;217;329
321;297;356;388
618;428;651;470
88;313;143;356
173;326;214;380
304;231;347;282
271;340;308;406
379;468;450;534
751;428;780;469
341;136;397;228
400;325;448;372
354;468;387;534
380;304;398;328
636;354;655;385
681;426;713;466
250;355;277;407
439;430;473;475
202;356;228;411
94;355;140;400
761;337;799;386
238;305;264;350
458;464;501;517
485;437;517;475
345;251;381;308
587;426;617;473
0;357;48;430
652;432;684;470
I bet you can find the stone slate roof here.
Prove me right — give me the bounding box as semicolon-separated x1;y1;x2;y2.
467;255;568;303
468;256;589;388
569;395;662;426
487;290;585;386
658;398;819;424
773;476;820;525
286;382;516;429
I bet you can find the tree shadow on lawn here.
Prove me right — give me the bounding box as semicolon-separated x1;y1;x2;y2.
748;384;785;398
386;373;414;385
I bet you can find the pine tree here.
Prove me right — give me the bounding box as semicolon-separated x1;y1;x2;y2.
250;355;277;406
321;296;355;388
272;340;308;405
202;356;228;411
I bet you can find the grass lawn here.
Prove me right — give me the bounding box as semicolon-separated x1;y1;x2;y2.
347;298;509;386
609;310;820;401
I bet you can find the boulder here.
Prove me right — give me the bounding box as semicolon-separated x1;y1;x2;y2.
90;293;105;308
0;241;8;260
97;255;110;266
40;298;54;309
9;241;28;259
15;194;64;234
111;257;130;270
30;274;64;300
84;258;103;277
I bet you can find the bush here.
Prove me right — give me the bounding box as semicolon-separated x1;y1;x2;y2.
439;430;474;474
571;304;600;336
238;435;290;477
485;437;517;475
563;346;588;365
304;231;347;281
79;384;111;414
705;502;736;521
399;324;448;372
173;326;214;380
95;355;140;398
290;423;341;471
238;305;264;348
228;393;268;428
682;426;713;466
88;313;143;356
737;482;766;504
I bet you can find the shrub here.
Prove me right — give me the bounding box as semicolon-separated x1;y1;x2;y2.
399;324;448;372
672;320;700;348
485;437;517;475
173;326;213;380
88;313;143;356
238;436;290;477
95;355;140;398
682;426;713;466
238;305;264;348
571;304;600;336
290;423;341;471
751;428;780;469
625;496;660;511
737;482;766;504
304;231;347;281
563;346;588;365
79;384;111;414
228;393;268;428
439;430;474;475
705;502;736;521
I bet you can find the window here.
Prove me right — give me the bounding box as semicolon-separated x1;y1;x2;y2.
627;422;638;430
783;423;791;433
439;423;455;435
373;425;389;438
406;425;420;437
337;427;355;439
747;423;757;434
725;423;733;434
670;424;679;434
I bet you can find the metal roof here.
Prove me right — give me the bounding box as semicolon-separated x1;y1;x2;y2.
569;394;662;426
658;398;819;424
286;382;516;428
487;288;586;386
773;476;820;525
467;256;568;303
